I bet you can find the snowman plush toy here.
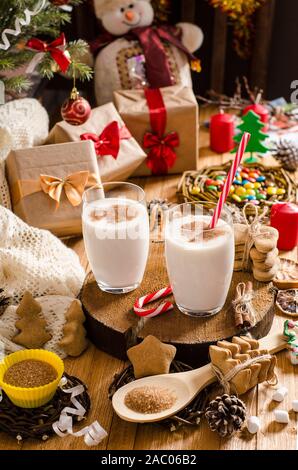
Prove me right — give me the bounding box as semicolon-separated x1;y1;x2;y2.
91;0;203;105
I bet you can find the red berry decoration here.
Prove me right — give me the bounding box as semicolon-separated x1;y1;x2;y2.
61;88;91;126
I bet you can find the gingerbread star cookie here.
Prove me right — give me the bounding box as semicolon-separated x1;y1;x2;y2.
127;335;176;379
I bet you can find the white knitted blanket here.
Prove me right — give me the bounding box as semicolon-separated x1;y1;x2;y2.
0;98;49;208
0;206;85;303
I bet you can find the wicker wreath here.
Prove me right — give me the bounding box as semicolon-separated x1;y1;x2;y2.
178;161;297;215
0;374;90;442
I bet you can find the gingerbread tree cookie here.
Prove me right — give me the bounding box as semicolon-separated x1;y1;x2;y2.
59;299;88;357
13;291;52;349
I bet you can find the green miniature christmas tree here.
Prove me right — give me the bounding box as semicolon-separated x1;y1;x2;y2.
233;110;269;163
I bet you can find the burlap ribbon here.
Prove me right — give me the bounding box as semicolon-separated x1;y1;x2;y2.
12;171;99;208
241;203;269;271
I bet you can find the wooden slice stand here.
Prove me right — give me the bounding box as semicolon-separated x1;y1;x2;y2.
80;243;276;367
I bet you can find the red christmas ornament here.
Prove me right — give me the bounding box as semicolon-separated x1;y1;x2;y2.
210;110;235;153
61;88;91;126
270;203;298;251
243;103;269;132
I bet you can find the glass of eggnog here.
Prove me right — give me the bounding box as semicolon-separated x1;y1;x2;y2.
165;202;234;317
82;183;149;294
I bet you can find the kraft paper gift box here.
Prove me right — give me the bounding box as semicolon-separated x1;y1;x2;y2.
6;141;100;238
114;85;199;176
46;102;146;182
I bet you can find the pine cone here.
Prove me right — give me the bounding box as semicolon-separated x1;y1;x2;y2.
272;139;298;171
205;394;246;437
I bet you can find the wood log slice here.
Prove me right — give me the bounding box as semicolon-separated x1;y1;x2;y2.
80;243;276;367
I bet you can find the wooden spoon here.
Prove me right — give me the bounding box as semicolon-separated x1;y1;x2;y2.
112;332;286;423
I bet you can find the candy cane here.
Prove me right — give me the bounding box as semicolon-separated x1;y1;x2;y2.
134;286;173;318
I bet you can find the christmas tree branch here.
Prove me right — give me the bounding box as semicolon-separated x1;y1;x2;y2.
2;75;32;94
0;0;92;95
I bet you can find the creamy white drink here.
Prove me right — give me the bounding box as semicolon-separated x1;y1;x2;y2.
165;214;234;316
83;198;149;293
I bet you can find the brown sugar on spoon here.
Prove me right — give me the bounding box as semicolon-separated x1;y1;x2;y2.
4;359;57;388
124;385;177;414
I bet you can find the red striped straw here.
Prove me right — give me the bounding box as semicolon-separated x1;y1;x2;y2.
210;132;251;229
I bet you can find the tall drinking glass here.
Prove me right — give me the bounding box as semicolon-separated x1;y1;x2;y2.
165;202;234;317
82;182;150;294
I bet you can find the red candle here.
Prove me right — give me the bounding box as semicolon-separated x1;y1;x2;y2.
243;103;269;132
210;110;235;154
270;203;298;251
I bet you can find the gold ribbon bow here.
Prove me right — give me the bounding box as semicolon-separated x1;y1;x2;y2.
39;171;91;207
11;171;100;208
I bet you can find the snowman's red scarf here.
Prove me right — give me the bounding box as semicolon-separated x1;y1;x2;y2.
90;25;197;88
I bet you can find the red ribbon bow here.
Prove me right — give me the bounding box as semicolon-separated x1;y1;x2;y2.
143;88;180;175
26;33;71;73
80;121;121;159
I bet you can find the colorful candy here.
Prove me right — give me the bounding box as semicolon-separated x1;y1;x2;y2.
203;165;287;206
247;189;256;196
256;176;266;182
190;186;200;195
267;187;277;196
244;182;255;190
235;186;246;196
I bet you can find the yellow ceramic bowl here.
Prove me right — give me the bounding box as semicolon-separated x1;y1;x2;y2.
0;349;64;408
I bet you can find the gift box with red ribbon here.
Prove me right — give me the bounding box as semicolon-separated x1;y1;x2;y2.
6;141;100;238
114;85;199;176
46;103;146;182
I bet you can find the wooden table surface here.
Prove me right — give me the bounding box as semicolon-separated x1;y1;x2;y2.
1;108;297;451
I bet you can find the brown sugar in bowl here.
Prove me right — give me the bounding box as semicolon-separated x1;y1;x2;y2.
4;359;58;388
0;349;64;408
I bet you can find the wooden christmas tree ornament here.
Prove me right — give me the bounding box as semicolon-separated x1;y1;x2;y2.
233;110;269;164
